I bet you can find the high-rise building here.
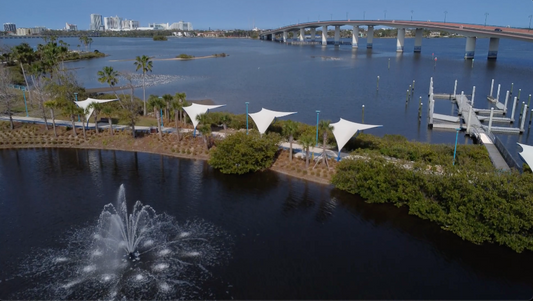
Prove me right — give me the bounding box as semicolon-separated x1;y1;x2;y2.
30;27;47;35
65;23;78;31
169;21;193;31
16;28;31;36
90;14;103;31
3;23;16;33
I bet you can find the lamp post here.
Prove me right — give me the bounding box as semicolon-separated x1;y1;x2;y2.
74;92;80;122
453;128;460;165
484;12;489;27
411;10;414;21
245;102;249;135
22;88;28;117
529;15;532;31
444;11;448;23
315;110;320;146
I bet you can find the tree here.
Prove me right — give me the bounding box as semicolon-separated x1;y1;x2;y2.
162;93;173;123
196;113;211;150
0;66;16;129
88;102;105;133
59;99;79;137
220;113;232;136
134;55;153;116
97;66;120;98
117;72;141;138
299;132;315;169
282;120;298;161
209;131;281;174
317;120;334;168
44;100;60;137
101;104;116;136
174;92;187;123
148;94;165;139
12;43;35;105
170;96;183;141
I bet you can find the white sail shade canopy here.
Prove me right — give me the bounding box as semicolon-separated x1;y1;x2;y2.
249;108;297;134
517;143;533;168
330;118;382;153
183;103;226;129
74;98;118;122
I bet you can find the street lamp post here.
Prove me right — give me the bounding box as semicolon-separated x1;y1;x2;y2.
484;12;489;27
315;110;320;146
245;102;249;135
444;11;448;23
453;128;460;165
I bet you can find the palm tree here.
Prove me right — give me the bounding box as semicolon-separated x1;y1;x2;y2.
12;43;35;105
101;105;116;136
148;94;165;139
44;100;59;137
162;94;173;123
196;113;211;150
134;55;153;116
97;66;120;98
282;120;298;161
220;113;232;136
299;133;315;169
80;106;88;141
88;102;104;134
174;92;187;122
170;97;183;141
60;100;79;137
318;120;334;168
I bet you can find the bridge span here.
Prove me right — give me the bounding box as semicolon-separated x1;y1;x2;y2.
260;20;533;59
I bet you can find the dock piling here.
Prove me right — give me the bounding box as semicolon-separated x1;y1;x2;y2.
488;108;494;133
418;97;422;121
496;84;501;102
518;89;522;102
504;91;510;114
376;76;379;91
453;80;457;98
412;80;416;94
520;105;528;132
510;83;514;97
511;96;518;122
362;105;365;123
529;109;533;130
406;89;410;104
528;94;532;107
519;101;525;125
490;79;494;97
471;86;476;107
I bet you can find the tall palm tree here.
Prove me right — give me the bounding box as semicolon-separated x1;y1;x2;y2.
282;120;298;161
174;92;187;122
299;133;315;169
134;55;153;116
318;120;334;168
162;94;173;123
148;95;165;139
97;66;120;98
44;100;59;137
60;100;79;137
101;105;116;136
12;43;35;104
170;97;183;141
196;113;211;150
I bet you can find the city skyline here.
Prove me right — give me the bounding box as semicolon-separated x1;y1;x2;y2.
1;0;533;30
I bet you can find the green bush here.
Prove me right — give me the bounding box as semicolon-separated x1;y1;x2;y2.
332;155;533;253
176;53;194;59
209;131;281;174
153;35;168;41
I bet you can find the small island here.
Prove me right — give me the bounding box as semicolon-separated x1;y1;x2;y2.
153;35;168;41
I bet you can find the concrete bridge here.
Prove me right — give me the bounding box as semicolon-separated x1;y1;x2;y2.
260;20;533;59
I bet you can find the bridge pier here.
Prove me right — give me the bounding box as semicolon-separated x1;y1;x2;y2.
334;26;340;46
396;28;405;52
322;26;328;46
310;28;316;42
367;26;374;49
352;26;359;48
464;37;476;59
300;28;305;41
488;37;499;59
414;28;423;52
283;31;288;43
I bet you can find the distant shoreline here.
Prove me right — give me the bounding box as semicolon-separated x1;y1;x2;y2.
110;55;221;62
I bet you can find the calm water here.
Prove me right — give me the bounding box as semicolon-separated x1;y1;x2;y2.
0;149;532;299
2;36;533;160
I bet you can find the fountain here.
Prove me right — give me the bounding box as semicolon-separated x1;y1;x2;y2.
13;185;231;300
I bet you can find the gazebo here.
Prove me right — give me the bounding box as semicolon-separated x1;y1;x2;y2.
182;103;225;135
249;108;297;135
517;143;533;169
75;98;118;126
330;118;382;161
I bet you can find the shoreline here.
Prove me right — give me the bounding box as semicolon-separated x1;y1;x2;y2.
110;55;221;62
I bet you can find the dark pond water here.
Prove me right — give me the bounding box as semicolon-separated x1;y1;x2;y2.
2;37;533;161
0;149;532;299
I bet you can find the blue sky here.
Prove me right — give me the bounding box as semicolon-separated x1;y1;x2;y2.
2;0;533;30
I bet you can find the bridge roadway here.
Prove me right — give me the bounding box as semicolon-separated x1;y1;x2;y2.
260;20;533;59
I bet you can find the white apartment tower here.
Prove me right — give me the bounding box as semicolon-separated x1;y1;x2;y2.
90;14;103;31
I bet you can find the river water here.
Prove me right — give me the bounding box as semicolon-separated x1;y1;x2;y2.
0;149;532;299
2;36;533;160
